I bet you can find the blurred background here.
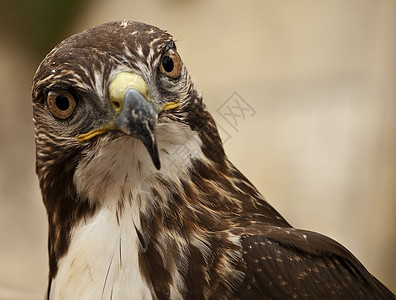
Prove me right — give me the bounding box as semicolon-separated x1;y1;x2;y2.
0;0;395;298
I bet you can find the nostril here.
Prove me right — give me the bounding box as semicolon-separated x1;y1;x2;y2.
112;101;120;109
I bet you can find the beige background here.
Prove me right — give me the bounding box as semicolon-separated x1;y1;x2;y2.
0;0;395;298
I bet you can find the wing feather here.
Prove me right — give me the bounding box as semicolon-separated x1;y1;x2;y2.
234;225;394;299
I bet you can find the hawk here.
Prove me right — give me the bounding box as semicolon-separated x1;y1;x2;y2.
32;21;394;299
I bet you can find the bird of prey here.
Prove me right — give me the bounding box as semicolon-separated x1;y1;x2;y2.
32;21;394;299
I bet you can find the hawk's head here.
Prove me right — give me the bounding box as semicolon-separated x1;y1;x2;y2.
33;21;226;202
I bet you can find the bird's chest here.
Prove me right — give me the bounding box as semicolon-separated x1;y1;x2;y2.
49;203;153;300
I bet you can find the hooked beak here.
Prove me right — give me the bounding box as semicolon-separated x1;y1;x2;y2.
77;72;180;170
115;87;160;169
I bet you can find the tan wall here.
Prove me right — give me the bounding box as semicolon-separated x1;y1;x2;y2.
0;0;395;297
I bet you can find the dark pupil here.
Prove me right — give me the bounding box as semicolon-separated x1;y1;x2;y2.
55;95;70;111
162;56;174;72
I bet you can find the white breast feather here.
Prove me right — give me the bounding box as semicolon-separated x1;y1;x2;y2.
50;201;151;300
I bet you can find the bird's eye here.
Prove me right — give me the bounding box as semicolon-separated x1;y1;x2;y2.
46;90;77;120
160;49;182;79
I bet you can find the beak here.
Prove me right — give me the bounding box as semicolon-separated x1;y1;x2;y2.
77;72;180;170
115;87;160;170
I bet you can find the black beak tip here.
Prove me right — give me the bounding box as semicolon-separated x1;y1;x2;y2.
153;157;161;170
149;143;161;170
142;136;161;170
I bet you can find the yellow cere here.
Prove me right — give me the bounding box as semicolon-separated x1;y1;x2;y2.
109;72;150;106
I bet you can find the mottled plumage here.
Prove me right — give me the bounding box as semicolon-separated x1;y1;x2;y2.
32;21;394;299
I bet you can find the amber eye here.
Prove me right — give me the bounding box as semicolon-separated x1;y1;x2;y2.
46;90;77;119
160;49;182;79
